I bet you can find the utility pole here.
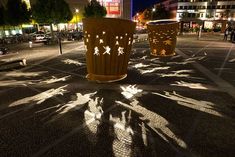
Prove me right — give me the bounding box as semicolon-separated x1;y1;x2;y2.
58;32;62;55
75;9;79;30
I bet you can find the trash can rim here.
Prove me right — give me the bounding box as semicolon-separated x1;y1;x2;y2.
82;17;135;23
147;19;179;25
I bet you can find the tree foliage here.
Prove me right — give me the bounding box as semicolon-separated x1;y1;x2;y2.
5;0;31;26
32;0;72;24
0;6;6;26
143;4;170;21
143;9;152;21
83;0;107;18
152;4;170;20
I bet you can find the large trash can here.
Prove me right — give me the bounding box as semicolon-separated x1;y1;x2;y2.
147;20;179;56
82;18;136;82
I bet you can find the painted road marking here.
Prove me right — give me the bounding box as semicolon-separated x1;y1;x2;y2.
176;48;235;100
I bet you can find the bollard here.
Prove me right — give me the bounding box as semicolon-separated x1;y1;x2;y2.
58;37;62;55
198;26;202;40
29;41;32;48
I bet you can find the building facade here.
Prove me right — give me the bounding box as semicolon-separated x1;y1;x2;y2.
97;0;132;19
160;0;235;32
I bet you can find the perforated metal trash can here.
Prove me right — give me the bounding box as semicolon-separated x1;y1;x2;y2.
147;20;179;57
83;18;136;82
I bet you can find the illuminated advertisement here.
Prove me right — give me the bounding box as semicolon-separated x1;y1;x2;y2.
98;0;121;17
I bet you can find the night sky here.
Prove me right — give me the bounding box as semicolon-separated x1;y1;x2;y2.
133;0;159;15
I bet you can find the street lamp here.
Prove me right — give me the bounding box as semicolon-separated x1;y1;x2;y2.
75;8;79;30
151;8;156;20
134;13;139;22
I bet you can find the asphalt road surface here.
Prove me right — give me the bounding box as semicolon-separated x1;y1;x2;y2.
0;34;235;157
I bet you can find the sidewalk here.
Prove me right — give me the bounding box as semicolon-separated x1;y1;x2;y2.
0;39;235;157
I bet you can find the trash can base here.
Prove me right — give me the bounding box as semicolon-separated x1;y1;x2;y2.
86;73;127;83
150;52;176;57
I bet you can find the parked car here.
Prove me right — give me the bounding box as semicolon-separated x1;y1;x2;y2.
67;31;83;41
3;36;14;44
33;34;47;43
43;34;57;45
0;47;8;55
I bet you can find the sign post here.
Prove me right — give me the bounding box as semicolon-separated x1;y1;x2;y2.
198;25;202;40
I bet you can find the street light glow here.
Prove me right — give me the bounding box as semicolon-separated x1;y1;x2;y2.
75;9;79;13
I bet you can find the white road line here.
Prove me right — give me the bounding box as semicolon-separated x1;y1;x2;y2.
31;118;95;157
179;47;235;49
192;41;214;57
176;48;235;100
31;102;118;157
218;44;233;76
36;64;85;78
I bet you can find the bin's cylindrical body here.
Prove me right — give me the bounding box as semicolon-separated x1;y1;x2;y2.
147;20;179;56
83;18;136;82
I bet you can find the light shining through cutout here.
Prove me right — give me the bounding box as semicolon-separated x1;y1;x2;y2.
120;85;143;99
0;76;71;87
4;71;48;77
229;58;235;62
133;63;150;68
55;92;97;115
153;91;223;117
62;59;84;66
139;66;170;74
171;81;209;90
9;85;68;107
116;99;187;149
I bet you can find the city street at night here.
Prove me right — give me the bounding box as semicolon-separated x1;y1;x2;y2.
0;34;235;157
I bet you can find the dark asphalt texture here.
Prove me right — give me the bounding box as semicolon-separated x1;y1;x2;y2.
0;34;235;157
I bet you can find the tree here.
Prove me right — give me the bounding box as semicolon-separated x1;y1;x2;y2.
0;5;7;37
5;0;31;26
83;0;107;18
32;0;72;34
0;6;6;26
143;5;170;21
152;4;170;20
143;8;152;21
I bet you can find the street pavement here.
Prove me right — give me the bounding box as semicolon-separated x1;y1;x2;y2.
0;34;235;157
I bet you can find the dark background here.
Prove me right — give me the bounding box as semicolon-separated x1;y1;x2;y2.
133;0;158;15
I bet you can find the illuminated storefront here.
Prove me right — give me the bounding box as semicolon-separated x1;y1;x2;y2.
159;0;235;32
